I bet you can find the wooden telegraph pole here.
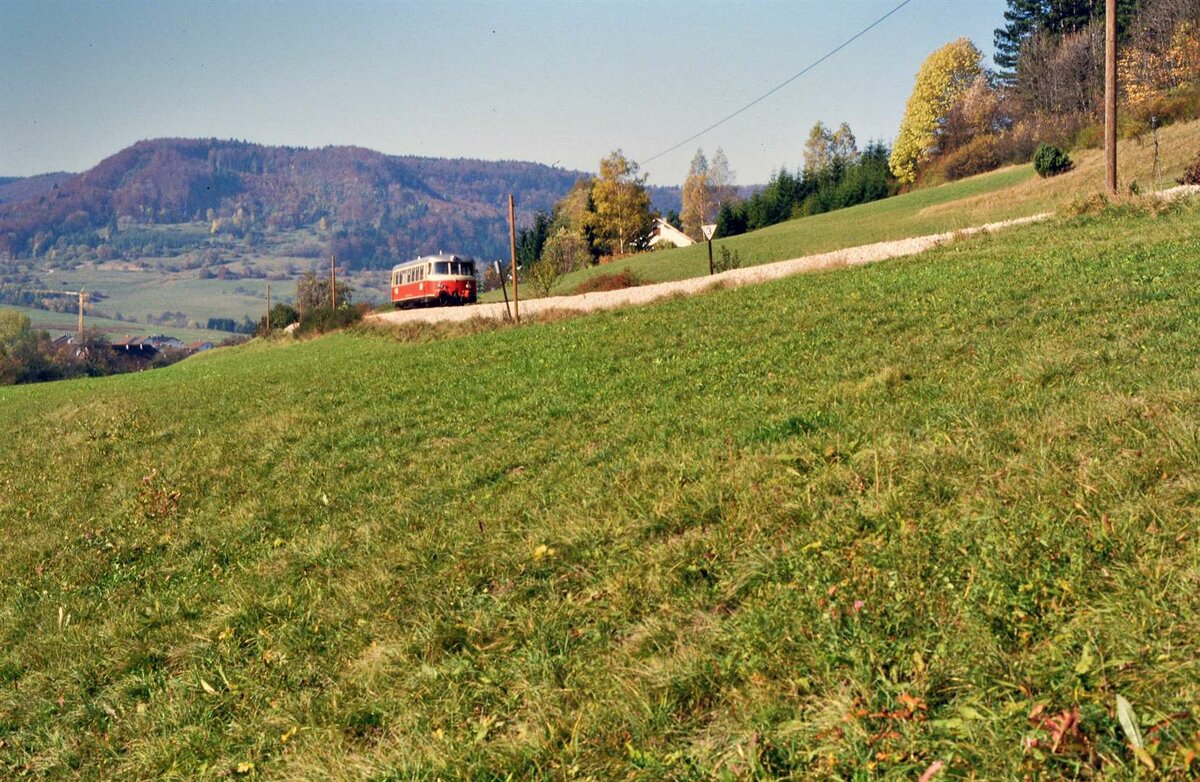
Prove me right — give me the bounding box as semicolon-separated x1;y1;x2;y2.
265;283;272;334
330;253;337;309
1105;0;1118;195
508;194;519;322
702;224;717;275
29;288;87;343
76;290;85;343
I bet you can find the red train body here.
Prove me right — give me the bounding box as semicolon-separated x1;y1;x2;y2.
390;254;477;308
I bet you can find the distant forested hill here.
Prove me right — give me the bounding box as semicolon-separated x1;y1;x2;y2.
0;172;75;205
0;139;617;269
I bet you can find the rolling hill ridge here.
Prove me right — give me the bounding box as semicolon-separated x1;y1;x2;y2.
0;139;684;269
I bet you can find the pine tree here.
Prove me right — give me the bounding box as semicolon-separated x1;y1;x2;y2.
995;0;1051;81
995;0;1138;82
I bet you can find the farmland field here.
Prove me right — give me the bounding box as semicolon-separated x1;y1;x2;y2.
4;305;234;344
2;195;1199;778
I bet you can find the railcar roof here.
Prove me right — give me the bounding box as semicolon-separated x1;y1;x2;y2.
392;253;469;271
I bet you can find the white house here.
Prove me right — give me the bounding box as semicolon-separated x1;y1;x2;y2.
648;217;695;249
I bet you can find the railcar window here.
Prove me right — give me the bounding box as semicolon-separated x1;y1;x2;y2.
435;262;449;275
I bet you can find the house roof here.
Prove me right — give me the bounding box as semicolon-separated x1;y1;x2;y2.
649;217;695;248
112;336;159;352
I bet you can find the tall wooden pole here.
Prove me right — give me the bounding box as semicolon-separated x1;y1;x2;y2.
266;283;272;334
330;254;337;309
508;194;519;322
1105;0;1118;195
77;291;85;343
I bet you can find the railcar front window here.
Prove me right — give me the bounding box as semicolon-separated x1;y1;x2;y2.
435;262;449;275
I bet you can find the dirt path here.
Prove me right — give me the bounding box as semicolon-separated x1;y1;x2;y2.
370;185;1198;328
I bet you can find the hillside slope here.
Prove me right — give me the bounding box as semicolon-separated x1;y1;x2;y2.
2;200;1199;778
532;117;1200;296
0;173;75;205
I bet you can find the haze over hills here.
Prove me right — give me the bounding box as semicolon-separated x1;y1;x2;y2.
0;138;683;269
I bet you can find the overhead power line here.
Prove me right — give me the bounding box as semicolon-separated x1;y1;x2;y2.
639;0;919;167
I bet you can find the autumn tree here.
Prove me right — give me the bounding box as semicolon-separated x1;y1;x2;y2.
549;177;599;263
587;150;653;256
295;268;354;313
709;147;737;209
804;121;860;175
889;38;984;184
941;75;1006;153
1120;15;1200;118
542;227;589;276
803;122;833;174
680;149;711;240
831;123;859;165
528;227;589;296
681;147;737;240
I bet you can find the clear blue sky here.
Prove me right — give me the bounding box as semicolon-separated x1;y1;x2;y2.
1;1;1007;186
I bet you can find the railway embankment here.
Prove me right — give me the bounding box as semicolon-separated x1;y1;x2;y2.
371;184;1198;328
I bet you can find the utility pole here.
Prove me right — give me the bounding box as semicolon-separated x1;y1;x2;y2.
1105;0;1118;195
495;260;513;322
266;283;272;334
508;194;519;322
702;224;717;275
330;253;337;309
28;288;87;343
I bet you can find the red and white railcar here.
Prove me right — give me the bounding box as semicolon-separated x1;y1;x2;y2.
390;254;477;308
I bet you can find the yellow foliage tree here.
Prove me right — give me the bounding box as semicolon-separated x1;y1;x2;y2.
1120;19;1200;117
587;150;652;256
680;149;711;241
889;38;984;184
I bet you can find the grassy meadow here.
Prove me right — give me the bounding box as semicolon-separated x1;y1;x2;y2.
41;261;390;327
2;197;1200;779
485;118;1200;300
4;305;232;344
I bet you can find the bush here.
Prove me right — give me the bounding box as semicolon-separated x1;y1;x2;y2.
295;303;369;336
713;245;743;273
1179;151;1200;186
924;135;1001;183
1034;144;1073;177
255;303;299;336
571;270;644;295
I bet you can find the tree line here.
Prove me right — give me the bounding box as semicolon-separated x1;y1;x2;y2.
507;129;899;294
891;0;1200;185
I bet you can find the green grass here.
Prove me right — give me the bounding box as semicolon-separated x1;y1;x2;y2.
2;199;1200;779
486;117;1200;301
31;265;390;329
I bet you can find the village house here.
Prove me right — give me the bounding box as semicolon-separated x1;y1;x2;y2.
647;217;695;249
